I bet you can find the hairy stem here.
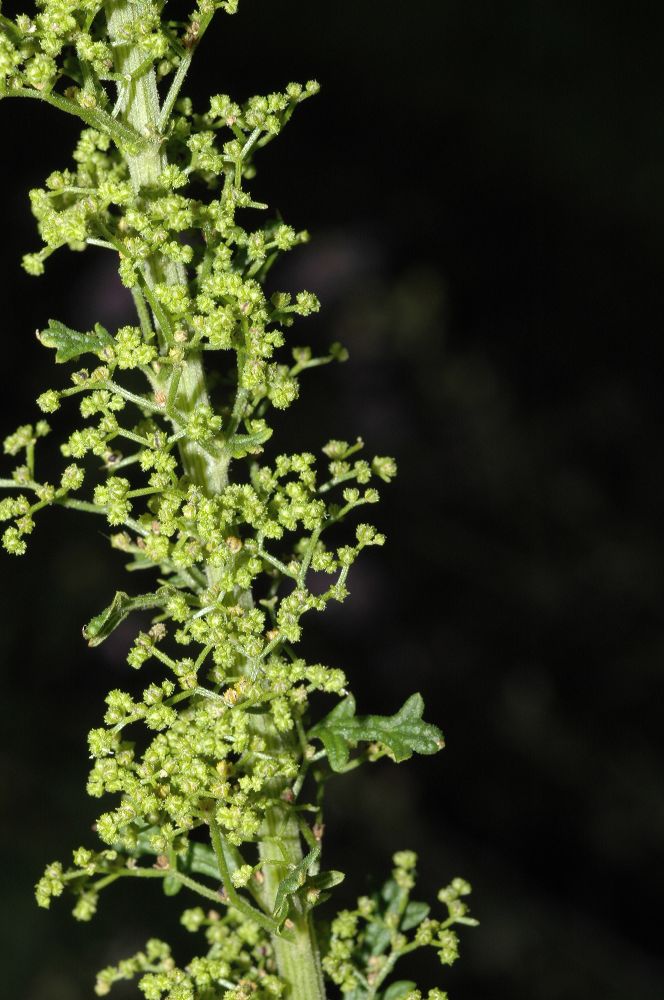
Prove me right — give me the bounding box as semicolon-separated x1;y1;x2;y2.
105;0;226;498
104;3;326;996
259;798;327;998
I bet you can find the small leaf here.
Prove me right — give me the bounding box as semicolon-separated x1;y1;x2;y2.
162;875;182;896
272;845;320;922
127;830;222;884
38;319;113;363
185;842;221;882
83;587;173;646
401;900;430;931
366;922;392;956
309;693;444;772
228;424;273;459
304;869;346;911
381;878;402;907
308;870;344;892
383;982;417;1000
133;825;161;855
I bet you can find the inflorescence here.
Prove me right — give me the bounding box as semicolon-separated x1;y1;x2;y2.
1;2;474;997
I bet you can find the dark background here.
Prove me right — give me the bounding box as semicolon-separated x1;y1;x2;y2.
1;1;663;997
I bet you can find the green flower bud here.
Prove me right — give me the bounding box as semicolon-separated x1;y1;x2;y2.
60;464;84;491
2;526;27;555
37;390;61;413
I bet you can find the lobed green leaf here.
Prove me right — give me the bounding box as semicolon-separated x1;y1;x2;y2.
38;319;113;364
309;693;444;772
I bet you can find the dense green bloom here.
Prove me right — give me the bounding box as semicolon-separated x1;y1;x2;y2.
0;1;474;997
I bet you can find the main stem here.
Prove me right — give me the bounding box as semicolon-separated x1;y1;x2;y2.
104;3;326;996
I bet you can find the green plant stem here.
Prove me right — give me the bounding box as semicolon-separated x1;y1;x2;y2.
255;719;327;999
259;801;327;999
105;0;226;500
208;815;287;938
93;865;223;904
104;4;327;996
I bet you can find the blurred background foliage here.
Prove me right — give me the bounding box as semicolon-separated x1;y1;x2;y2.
1;1;663;997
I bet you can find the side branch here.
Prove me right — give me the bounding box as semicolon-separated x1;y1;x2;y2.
0;85;153;152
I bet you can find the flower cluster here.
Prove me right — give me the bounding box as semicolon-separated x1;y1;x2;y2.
323;852;476;1000
0;419;85;554
0;1;474;997
95;908;282;999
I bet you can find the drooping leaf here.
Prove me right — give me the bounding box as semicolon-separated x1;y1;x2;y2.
37;319;113;363
83;587;173;646
272;845;320;922
309;693;444;772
